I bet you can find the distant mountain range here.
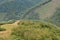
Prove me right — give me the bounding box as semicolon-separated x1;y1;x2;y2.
0;0;50;21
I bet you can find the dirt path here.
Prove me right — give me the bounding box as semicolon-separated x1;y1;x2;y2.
0;20;20;40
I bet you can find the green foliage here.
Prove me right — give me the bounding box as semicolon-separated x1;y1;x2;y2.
0;26;6;31
11;21;60;40
0;37;4;40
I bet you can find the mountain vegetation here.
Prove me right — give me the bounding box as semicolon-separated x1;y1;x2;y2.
0;20;60;40
11;21;60;40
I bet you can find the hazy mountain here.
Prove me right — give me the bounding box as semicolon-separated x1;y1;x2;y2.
50;7;60;26
0;0;49;21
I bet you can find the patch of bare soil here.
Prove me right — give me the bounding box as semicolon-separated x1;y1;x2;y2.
0;20;20;40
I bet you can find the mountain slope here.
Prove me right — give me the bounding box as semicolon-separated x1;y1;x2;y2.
49;6;60;26
0;20;60;40
24;0;60;20
11;21;60;40
23;0;60;26
0;0;49;21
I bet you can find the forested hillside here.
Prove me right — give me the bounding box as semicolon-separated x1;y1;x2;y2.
0;0;50;21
